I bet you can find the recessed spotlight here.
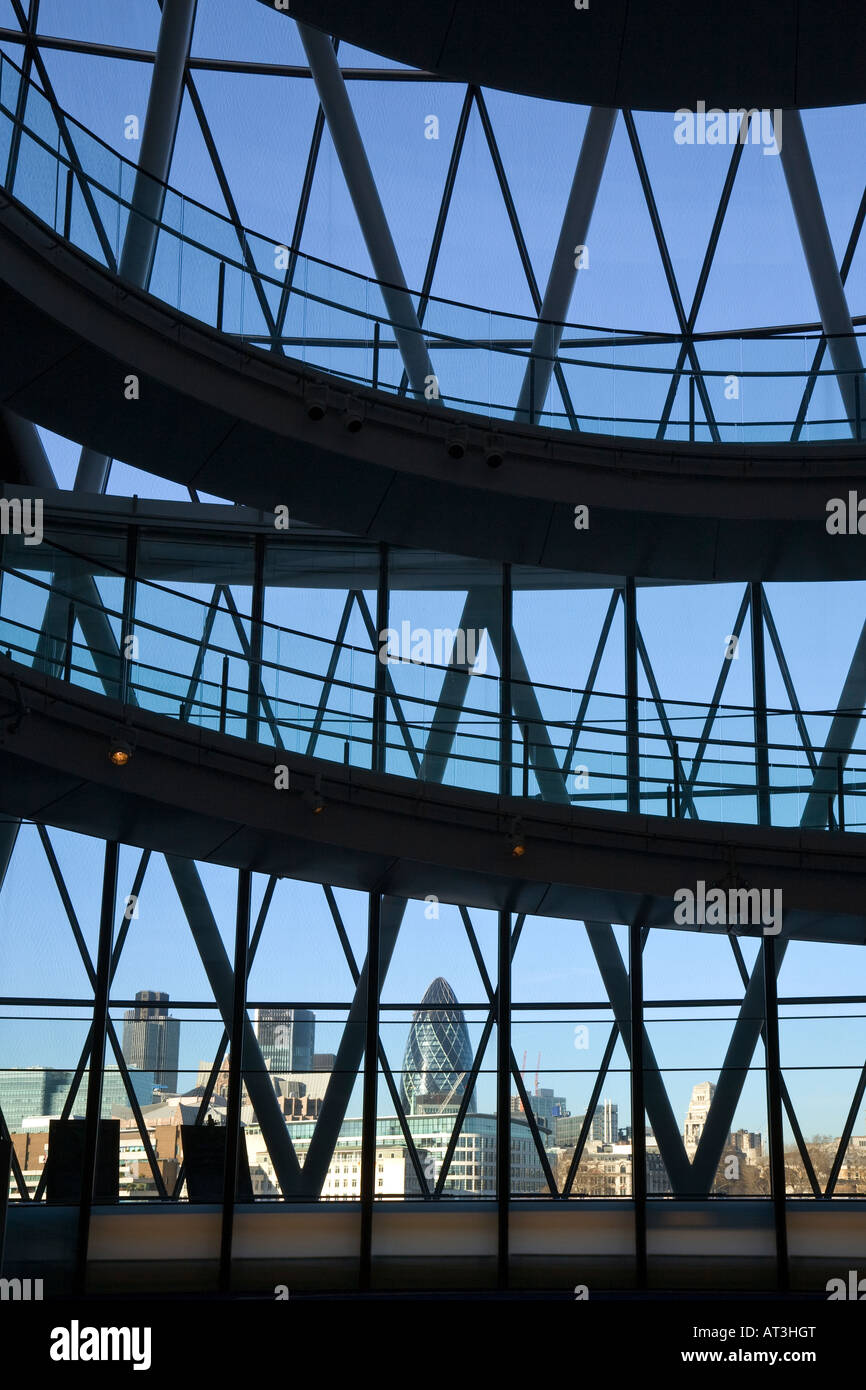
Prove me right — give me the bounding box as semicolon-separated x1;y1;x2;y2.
109;738;133;767
485;433;505;469
445;425;467;460
305;384;328;420
305;774;325;814
344;397;364;433
509;817;526;857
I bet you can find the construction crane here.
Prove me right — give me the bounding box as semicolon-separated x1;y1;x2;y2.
534;1052;541;1096
515;1050;528;1113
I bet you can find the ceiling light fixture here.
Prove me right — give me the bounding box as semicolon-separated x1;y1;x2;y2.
344;397;364;433
305;383;328;421
305;773;325;814
485;433;505;469
108;736;133;767
509;817;526;857
445;425;467;460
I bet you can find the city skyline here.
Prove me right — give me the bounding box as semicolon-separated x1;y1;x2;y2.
2;901;860;1146
5;968;864;1202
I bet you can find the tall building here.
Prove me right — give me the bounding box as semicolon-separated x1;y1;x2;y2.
251;1008;315;1073
512;1086;568;1143
728;1129;762;1165
400;978;476;1116
0;1069;70;1132
684;1081;717;1157
593;1100;619;1145
246;1112;547;1198
121;991;180;1092
0;1067;157;1134
554;1100;618;1148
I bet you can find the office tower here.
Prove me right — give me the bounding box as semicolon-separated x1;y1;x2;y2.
251;1007;315;1072
0;1067;156;1132
513;1086;568;1141
592;1099;618;1145
121;990;180;1092
400;978;476;1116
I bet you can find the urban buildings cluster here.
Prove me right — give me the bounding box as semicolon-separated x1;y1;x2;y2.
3;982;866;1200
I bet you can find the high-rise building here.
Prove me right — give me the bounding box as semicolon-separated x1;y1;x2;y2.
245;1111;547;1198
728;1129;762;1165
593;1100;618;1145
400;978;476;1116
512;1086;568;1143
0;1069;70;1132
554;1100;618;1148
684;1081;717;1157
121;991;180;1092
0;1067;157;1134
251;1007;315;1072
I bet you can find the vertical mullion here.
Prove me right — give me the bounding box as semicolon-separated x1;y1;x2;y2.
359;891;382;1290
75;838;118;1293
750;582;771;826
218;866;252;1295
629;918;647;1288
498;561;513;1284
373;544;388;773
762;933;789;1291
247;534;265;743
624;578;640;813
119;523;137;705
500;563;512;796
497;908;511;1289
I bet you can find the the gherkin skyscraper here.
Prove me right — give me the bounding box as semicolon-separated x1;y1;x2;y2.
400;978;476;1116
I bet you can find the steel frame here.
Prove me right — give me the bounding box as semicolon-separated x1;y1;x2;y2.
1;4;865;1294
2;530;863;1294
4;10;865;458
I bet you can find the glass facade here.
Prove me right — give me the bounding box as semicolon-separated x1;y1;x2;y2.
399;978;477;1116
0;0;863;1317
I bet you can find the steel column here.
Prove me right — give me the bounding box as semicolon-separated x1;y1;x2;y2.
629;918;647;1287
585;921;692;1194
218;866;251;1294
119;525;137;706
500;564;512;797
299;898;403;1196
624;578;640;814
801;617;866;827
750;581;771;826
514;107;617;424
74;0;198;493
359;891;381;1290
297;23;436;399
75;838;118;1292
373;544;388;773
247;533;265;743
497;908;511;1288
825;1056;866;1196
689;942;788;1193
417;589;495;783
762;932;789;1290
122;0;198;286
164;856;302;1195
0;1134;9;1271
777;109;866;433
0;409;55;488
